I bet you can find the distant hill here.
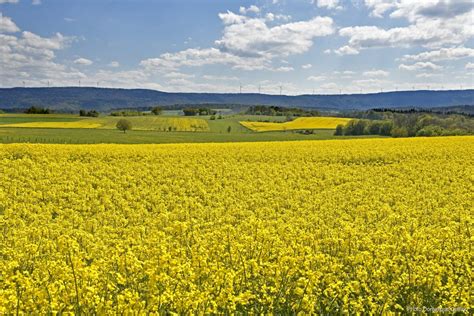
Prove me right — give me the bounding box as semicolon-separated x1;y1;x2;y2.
0;87;472;112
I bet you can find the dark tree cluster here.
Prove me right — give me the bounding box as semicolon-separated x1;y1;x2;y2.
79;110;99;117
151;106;163;115
110;110;143;116
25;106;50;114
182;108;217;116
246;105;320;117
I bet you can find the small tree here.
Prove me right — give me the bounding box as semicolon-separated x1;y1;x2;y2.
151;106;162;115
334;124;344;136
227;126;232;133
116;119;132;133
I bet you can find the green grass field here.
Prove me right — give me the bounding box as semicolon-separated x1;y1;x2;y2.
0;113;375;144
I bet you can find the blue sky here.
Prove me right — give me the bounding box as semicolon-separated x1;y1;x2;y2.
1;0;473;94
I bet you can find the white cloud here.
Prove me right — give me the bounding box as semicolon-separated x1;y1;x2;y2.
202;75;239;81
108;61;120;67
73;57;93;66
399;62;443;71
334;45;359;55
320;82;338;90
0;0;19;3
341;1;474;53
140;47;270;71
239;5;260;15
92;69;159;90
465;62;474;70
0;13;20;33
142;12;333;72
0;25;83;87
215;13;334;58
307;75;326;81
302;63;312;69
274;66;294;72
265;13;291;22
400;46;474;62
315;0;343;10
163;72;195;79
416;73;441;78
363;69;389;77
32;0;41;5
364;0;397;18
352;78;391;90
323;49;331;54
64;17;76;22
218;11;247;25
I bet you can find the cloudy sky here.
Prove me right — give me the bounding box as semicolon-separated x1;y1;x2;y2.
1;0;473;94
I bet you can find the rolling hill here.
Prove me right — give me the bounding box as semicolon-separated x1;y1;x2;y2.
0;87;473;112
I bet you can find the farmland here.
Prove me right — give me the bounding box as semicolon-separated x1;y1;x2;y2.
0;114;363;144
240;117;352;132
1;137;472;314
0;114;209;132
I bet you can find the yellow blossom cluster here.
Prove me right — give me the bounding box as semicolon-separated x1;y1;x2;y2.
1;116;210;132
0;137;472;314
240;116;351;132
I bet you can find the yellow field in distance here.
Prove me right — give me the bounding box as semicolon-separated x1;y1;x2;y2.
1;116;210;132
240;116;351;132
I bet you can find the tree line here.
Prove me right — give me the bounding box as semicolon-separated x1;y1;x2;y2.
335;112;474;137
246;105;320;117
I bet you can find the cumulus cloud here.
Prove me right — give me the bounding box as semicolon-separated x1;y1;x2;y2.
32;0;41;5
239;5;260;15
352;78;391;90
0;13;20;33
399;62;443;71
364;0;397;18
341;1;474;53
0;0;19;3
163;72;195;79
265;13;291;22
302;64;312;69
400;46;474;62
141;12;333;72
465;62;474;70
320;82;338;90
215;13;334;58
363;69;389;77
140;47;270;71
274;66;294;72
416;73;442;78
0;23;84;87
202;75;239;81
334;45;359;55
108;61;120;67
307;75;326;81
73;57;93;66
315;0;343;10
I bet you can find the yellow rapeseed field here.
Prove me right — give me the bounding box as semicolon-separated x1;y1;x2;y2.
0;137;472;314
240;116;351;132
1;116;210;132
